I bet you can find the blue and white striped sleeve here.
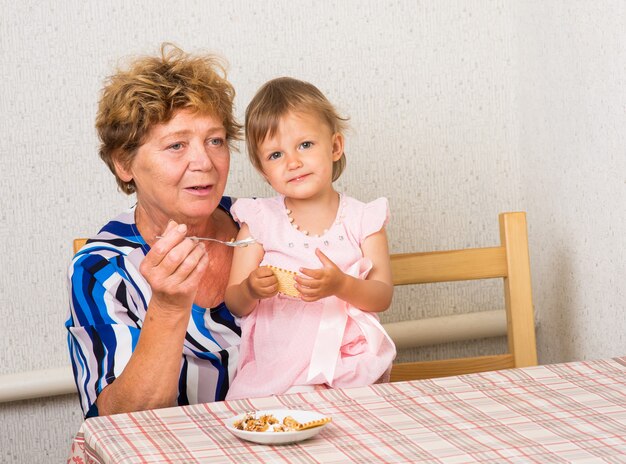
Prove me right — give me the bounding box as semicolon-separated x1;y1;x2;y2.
66;250;144;418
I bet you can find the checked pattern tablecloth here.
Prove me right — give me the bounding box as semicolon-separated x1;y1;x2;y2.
68;357;626;463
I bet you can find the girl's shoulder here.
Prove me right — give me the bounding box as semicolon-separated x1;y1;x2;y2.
230;196;285;239
342;195;389;217
341;194;390;238
231;196;283;217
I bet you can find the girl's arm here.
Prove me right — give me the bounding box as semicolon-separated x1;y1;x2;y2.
295;228;394;312
225;223;278;317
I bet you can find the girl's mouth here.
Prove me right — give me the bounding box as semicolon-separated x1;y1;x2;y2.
288;174;310;183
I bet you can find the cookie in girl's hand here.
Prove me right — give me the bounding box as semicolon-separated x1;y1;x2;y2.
267;265;299;297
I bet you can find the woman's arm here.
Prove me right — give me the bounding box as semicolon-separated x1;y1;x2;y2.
225;223;277;317
295;228;394;312
96;221;209;415
96;303;191;414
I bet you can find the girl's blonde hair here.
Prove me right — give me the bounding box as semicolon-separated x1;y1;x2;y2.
245;77;348;181
96;43;242;194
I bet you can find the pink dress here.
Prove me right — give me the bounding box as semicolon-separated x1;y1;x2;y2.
226;194;396;400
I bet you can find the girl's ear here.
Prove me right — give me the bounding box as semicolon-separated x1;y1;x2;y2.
112;151;133;183
331;133;344;162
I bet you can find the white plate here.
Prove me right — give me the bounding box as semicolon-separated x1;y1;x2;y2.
226;409;330;445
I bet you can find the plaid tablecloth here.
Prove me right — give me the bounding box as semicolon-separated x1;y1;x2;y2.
67;357;626;463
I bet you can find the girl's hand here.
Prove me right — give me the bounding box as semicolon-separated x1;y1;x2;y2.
245;266;279;300
295;249;347;302
140;220;208;314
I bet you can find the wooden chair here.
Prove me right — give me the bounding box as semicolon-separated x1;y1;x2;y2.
72;212;537;381
389;211;537;381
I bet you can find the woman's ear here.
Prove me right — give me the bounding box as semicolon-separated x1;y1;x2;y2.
112;151;133;183
331;133;344;162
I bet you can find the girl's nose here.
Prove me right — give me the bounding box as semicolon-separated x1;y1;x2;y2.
285;151;302;170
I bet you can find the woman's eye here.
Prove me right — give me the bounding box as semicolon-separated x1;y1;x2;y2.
268;152;282;161
208;137;224;147
299;141;313;150
168;142;184;151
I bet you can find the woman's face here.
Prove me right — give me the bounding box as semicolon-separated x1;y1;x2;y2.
116;109;230;226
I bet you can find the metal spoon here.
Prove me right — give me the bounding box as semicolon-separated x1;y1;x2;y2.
155;235;257;247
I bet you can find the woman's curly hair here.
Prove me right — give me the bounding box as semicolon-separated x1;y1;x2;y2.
96;43;242;194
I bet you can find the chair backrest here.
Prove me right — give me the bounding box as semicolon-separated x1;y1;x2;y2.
73;238;87;254
389;211;537;381
72;211;537;380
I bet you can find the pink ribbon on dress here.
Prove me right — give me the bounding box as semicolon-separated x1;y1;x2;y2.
305;258;393;385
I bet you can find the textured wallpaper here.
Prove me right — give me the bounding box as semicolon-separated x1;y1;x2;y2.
1;1;624;462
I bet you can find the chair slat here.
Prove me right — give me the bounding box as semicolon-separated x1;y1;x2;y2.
391;246;507;285
390;354;515;382
73;238;87;254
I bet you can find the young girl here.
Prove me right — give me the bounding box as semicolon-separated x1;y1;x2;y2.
225;77;396;400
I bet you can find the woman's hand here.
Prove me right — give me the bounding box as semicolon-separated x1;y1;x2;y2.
295;249;347;302
140;220;209;314
245;266;279;300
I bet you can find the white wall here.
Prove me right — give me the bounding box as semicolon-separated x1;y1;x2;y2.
1;1;624;462
514;1;626;363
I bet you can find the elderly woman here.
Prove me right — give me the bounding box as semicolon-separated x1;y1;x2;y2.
66;44;242;418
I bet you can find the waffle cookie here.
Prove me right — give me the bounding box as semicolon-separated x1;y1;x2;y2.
296;416;333;430
267;265;299;297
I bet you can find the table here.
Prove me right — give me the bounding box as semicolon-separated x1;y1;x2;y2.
68;357;626;463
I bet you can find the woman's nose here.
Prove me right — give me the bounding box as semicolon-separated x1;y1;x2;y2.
189;142;214;170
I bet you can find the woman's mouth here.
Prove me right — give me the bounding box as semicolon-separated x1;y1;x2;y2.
186;184;213;194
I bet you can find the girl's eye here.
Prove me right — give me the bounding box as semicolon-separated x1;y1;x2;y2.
268;152;282;161
208;137;225;147
299;141;313;150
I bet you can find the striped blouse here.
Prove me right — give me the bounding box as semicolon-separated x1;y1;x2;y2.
65;197;241;418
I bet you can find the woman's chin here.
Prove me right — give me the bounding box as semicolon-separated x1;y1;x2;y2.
183;201;222;220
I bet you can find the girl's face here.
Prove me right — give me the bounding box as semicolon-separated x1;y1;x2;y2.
114;109;230;226
257;111;343;201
